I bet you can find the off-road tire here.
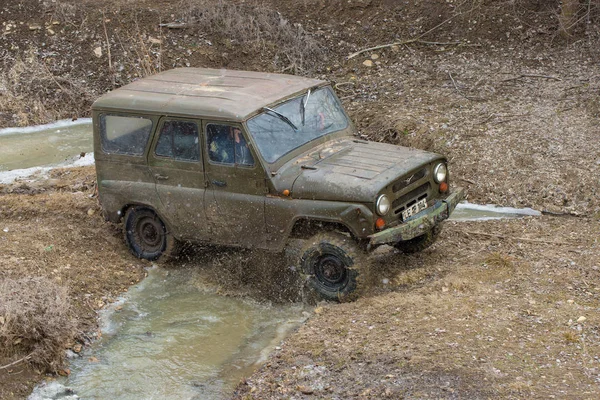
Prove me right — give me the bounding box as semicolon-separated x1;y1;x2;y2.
124;207;178;261
300;232;364;302
394;224;443;254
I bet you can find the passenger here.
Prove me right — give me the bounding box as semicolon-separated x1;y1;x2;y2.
209;126;234;164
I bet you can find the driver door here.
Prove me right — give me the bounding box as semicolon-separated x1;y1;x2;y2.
203;122;267;248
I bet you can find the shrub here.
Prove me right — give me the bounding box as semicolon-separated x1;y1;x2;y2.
0;277;78;372
180;0;324;73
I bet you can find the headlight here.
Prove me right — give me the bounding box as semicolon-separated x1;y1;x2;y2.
376;194;391;216
433;163;447;183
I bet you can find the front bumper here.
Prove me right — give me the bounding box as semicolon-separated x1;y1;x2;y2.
368;187;465;246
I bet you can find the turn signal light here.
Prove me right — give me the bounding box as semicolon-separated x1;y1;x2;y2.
282;189;290;196
375;218;385;230
439;182;448;193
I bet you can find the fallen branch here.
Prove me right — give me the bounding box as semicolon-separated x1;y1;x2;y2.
502;74;562;82
464;231;572;246
348;5;481;59
0;352;33;370
348;39;470;59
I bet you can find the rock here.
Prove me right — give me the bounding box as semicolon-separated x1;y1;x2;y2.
390;44;400;52
27;381;79;400
371;53;380;60
297;385;314;395
29;24;42;31
362;60;373;67
93;46;102;58
72;344;82;353
87;208;95;216
46;28;55;36
65;350;78;359
577;316;586;323
148;37;162;44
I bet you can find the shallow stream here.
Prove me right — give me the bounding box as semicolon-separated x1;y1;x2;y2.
0;119;93;172
63;267;305;400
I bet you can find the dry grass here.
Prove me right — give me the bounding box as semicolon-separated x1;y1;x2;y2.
0;49;94;127
180;0;324;73
0;278;78;373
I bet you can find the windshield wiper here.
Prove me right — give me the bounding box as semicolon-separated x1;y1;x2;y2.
262;107;298;131
300;88;311;126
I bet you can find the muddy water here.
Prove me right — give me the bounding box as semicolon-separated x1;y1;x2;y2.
0;119;92;171
65;266;305;399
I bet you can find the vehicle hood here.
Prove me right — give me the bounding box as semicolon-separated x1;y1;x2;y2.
289;139;441;202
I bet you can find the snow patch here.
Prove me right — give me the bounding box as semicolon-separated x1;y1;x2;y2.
0;118;92;137
0;153;95;184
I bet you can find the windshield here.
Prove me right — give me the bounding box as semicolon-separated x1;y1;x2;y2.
246;87;349;163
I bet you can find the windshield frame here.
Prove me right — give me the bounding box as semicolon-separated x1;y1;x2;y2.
244;85;353;167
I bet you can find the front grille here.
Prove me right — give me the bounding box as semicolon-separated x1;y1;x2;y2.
392;182;430;214
392;167;427;193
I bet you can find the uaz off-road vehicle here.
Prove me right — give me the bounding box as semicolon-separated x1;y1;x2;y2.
92;68;464;300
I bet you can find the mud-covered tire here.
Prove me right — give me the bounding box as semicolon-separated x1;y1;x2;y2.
393;224;442;254
123;207;178;261
300;232;363;302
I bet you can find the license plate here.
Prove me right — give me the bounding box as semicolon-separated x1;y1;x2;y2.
402;198;428;220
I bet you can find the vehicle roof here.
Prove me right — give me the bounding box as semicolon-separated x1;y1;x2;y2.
92;68;326;121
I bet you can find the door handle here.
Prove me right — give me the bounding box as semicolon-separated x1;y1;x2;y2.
211;180;227;187
154;174;169;180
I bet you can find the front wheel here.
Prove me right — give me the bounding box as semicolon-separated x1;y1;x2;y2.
124;207;177;260
300;232;363;301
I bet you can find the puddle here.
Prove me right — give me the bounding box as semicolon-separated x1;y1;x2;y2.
60;266;305;399
450;202;541;221
0;119;92;173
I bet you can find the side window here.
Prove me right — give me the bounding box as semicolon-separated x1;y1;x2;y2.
155;120;200;162
206;124;254;166
100;114;153;156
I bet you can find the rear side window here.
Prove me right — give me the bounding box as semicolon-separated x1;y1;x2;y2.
100;114;153;156
155;120;200;162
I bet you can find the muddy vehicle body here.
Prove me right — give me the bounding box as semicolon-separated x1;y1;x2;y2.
92;68;464;300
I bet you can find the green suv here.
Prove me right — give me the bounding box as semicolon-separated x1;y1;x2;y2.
92;68;464;300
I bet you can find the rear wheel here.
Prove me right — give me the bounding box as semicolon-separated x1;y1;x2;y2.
124;207;177;260
300;232;363;301
393;224;442;254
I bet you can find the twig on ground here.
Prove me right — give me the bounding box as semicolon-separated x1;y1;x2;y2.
502;74;562;82
334;82;356;94
448;72;484;101
541;210;581;217
101;12;114;86
464;231;572;246
347;5;482;59
459;178;476;184
476;113;496;125
0;353;33;370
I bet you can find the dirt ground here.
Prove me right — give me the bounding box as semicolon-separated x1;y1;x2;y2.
1;0;600;398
